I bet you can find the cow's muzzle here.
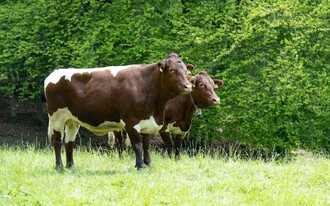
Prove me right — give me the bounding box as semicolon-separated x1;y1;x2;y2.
181;84;192;94
212;97;220;105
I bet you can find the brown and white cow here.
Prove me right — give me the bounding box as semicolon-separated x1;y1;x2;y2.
44;53;193;169
159;71;223;158
113;71;223;160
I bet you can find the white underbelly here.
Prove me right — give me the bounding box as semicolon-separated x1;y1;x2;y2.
166;122;189;136
133;116;163;135
48;107;125;136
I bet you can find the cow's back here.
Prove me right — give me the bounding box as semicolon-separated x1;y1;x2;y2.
45;65;151;132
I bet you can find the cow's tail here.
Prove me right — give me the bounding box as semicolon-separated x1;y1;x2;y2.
47;118;53;145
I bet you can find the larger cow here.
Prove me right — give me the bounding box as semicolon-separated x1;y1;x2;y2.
44;53;193;169
113;71;223;161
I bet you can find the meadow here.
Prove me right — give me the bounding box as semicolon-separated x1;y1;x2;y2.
0;146;329;206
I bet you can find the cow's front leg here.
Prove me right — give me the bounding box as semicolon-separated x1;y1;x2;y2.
142;134;151;166
126;127;146;169
52;131;64;170
174;135;184;160
159;129;173;158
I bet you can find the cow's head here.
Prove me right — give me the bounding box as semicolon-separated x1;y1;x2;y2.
190;71;223;108
158;53;193;95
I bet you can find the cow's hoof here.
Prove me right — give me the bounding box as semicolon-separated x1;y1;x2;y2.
135;163;147;170
66;164;75;170
144;160;151;166
55;164;64;172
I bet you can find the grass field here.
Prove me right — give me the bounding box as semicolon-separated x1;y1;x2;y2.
0;146;329;206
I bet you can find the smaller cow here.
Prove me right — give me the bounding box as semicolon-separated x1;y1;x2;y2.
159;71;223;158
113;71;223;161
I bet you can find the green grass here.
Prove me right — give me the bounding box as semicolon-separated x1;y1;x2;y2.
0;146;329;206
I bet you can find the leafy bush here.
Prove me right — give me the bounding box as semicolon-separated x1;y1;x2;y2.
188;0;330;154
1;0;329;153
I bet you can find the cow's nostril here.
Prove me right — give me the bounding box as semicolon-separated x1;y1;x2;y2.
181;84;192;93
213;97;220;104
185;84;192;90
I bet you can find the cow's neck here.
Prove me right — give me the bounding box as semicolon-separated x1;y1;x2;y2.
159;74;179;102
166;94;195;128
183;94;197;121
153;69;178;124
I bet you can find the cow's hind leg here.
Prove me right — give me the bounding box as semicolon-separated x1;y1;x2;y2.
142;134;151;166
52;131;64;170
113;131;126;158
48;119;64;170
64;120;80;169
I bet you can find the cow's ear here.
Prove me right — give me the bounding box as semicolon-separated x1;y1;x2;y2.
158;61;165;72
186;64;195;73
214;80;223;89
190;76;196;87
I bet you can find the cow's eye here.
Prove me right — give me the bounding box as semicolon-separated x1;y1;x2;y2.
199;83;204;87
170;68;176;73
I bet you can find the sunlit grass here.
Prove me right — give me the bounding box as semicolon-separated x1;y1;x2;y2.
0;146;329;205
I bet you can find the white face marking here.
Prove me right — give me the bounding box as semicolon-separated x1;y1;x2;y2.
47;107;126;142
133;116;163;136
44;66;130;88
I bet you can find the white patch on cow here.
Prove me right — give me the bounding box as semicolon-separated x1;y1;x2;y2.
133;116;163;136
91;120;126;136
47;107;126;142
64;120;80;143
44;66;130;87
107;132;115;148
107;66;131;77
166;122;190;137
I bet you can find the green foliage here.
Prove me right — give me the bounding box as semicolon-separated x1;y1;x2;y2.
0;0;329;152
189;0;330;153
